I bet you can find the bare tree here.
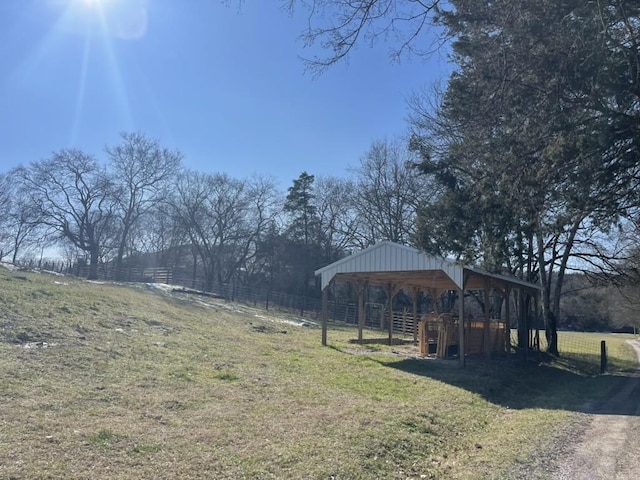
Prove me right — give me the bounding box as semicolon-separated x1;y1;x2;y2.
16;150;118;279
284;0;444;74
134;203;187;267
172;171;277;291
0;172;12;260
0;173;9;212
351;139;425;246
106;132;182;280
228;174;281;287
4;184;46;264
314;175;359;258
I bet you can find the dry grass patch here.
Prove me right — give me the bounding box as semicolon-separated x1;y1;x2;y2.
0;266;637;479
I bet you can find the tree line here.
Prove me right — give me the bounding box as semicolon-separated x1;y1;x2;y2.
0;134;425;303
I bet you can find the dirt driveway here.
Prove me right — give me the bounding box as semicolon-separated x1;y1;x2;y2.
545;340;640;480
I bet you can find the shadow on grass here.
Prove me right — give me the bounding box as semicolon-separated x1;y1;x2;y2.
374;353;640;417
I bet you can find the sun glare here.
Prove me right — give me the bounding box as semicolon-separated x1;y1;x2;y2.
75;0;114;15
65;0;109;19
69;0;147;41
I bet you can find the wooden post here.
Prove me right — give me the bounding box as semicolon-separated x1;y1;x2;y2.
600;340;607;374
530;292;538;363
381;284;389;340
357;281;366;343
483;281;491;360
411;287;419;346
385;284;400;346
385;284;393;345
424;316;430;355
504;287;511;354
321;284;329;346
458;288;465;368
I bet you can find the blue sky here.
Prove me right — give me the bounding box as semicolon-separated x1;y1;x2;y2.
1;0;451;187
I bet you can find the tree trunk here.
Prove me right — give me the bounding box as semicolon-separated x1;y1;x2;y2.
88;247;100;280
204;259;216;293
114;243;126;281
517;291;529;349
536;230;559;356
545;310;559;356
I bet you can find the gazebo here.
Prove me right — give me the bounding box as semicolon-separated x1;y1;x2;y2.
314;241;540;366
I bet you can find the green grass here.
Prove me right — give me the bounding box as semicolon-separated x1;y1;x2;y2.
511;329;639;375
0;266;638;479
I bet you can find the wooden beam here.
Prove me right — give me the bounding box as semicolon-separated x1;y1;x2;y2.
379;283;402;346
321;283;329;346
410;286;420;345
357;281;367;343
458;288;465;368
384;283;395;346
504;286;511;353
483;281;491;360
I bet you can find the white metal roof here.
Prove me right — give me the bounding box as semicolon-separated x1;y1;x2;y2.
315;240;540;293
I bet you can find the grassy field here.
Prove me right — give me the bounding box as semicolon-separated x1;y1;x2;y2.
0;265;637;479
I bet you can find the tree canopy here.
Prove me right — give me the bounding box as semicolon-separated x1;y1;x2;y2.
409;0;639;353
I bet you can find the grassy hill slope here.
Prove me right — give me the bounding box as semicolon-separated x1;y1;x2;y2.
0;266;636;479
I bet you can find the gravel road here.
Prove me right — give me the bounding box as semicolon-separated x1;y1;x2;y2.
547;340;640;480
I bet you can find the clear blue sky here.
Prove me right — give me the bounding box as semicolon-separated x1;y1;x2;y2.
1;0;450;187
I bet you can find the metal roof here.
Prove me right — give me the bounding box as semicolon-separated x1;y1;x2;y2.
315;240;540;293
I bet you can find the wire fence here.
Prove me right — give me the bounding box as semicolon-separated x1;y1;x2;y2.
551;332;612;375
14;259;626;373
510;329;616;375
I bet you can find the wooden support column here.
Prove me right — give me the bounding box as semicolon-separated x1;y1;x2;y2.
410;287;420;345
533;292;540;352
483;281;491;360
357;281;367;343
504;286;511;353
524;291;531;363
425;288;442;355
380;286;387;332
458;287;465;368
384;283;401;346
321;282;330;346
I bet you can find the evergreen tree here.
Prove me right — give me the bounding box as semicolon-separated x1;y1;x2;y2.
411;0;639;354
